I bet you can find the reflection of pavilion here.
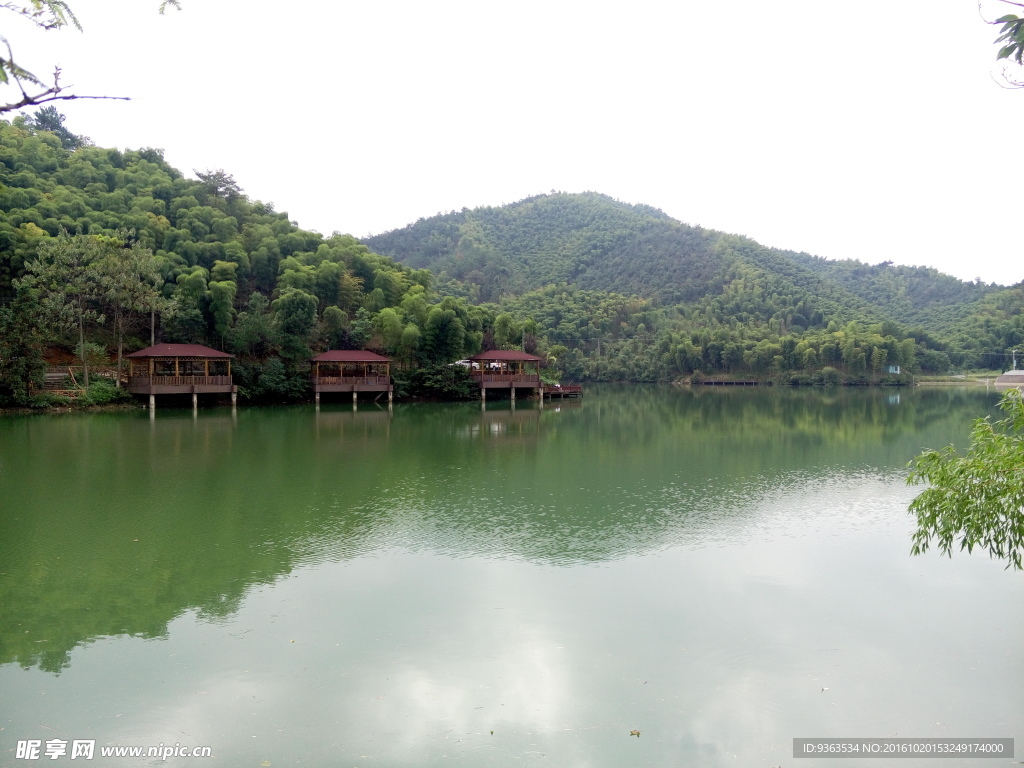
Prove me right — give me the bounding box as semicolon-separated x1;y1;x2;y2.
468;351;543;402
458;403;542;441
311;350;393;404
314;405;392;442
127;344;237;409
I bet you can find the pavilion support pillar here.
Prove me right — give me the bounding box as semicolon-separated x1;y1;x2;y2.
149;394;155;410
510;386;516;403
388;390;393;404
315;391;320;406
352;390;357;404
231;391;237;407
481;387;487;403
192;392;198;412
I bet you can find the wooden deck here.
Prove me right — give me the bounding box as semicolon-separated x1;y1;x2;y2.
470;373;541;389
128;375;236;394
312;375;393;393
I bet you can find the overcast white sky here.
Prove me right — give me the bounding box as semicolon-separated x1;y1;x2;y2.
6;0;1024;286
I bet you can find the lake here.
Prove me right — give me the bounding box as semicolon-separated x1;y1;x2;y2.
1;386;1021;767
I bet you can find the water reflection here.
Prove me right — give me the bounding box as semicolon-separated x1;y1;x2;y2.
2;387;1021;768
0;388;1002;675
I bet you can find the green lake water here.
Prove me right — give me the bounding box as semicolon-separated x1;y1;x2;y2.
0;385;1021;767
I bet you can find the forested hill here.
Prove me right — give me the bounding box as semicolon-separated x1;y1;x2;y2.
785;252;997;331
366;193;721;303
2;113;1022;404
366;192;1002;332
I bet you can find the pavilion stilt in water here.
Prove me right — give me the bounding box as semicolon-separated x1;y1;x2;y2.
192;392;198;412
149;394;155;410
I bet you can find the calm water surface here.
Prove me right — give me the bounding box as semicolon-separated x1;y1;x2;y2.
1;386;1021;767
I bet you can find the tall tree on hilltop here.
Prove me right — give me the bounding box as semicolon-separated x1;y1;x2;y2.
24;105;87;148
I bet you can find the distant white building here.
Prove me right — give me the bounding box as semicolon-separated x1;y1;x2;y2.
995;370;1024;390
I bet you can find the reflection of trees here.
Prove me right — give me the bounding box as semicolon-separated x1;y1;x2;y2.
0;388;998;672
0;410;393;673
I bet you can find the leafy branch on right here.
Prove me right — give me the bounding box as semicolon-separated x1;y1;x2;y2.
907;388;1024;570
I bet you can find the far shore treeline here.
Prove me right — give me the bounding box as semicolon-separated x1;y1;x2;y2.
1;110;1022;407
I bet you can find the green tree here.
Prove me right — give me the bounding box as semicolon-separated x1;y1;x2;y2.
165;266;209;343
374;307;404;353
207;279;237;346
399;322;421;365
0;285;46;403
272;287;317;363
95;234;163;386
423;306;466;363
320;305;347;349
24;105;87;148
18;229;104;387
907;389;1024;569
231;292;275;360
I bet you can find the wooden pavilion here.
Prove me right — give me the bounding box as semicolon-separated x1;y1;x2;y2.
467;350;544;402
126;343;236;409
310;350;393;404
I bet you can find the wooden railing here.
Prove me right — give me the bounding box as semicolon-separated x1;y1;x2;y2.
470;373;541;384
129;376;232;387
313;376;390;386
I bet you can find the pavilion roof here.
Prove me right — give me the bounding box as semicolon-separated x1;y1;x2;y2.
126;344;233;358
468;350;543;362
311;350;392;363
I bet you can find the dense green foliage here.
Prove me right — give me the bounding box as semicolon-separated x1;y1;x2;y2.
370;192;1021;382
2;115;1021;402
908;389;1024;570
0;115;501;402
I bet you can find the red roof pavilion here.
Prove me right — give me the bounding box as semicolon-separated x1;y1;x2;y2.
126;343;236;407
310;350;393;402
